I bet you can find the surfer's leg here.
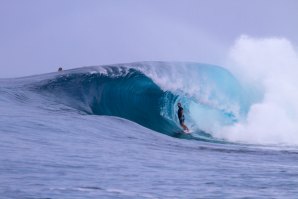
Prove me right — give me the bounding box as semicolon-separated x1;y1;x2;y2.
181;123;189;132
179;118;189;131
183;124;189;131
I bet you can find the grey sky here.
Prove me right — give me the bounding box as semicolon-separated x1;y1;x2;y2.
0;0;297;77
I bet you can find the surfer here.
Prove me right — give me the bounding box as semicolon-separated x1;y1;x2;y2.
58;67;63;72
177;102;189;132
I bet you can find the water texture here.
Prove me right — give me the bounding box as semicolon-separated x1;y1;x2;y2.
1;62;298;199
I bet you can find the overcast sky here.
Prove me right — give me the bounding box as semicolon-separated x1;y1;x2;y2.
0;0;297;78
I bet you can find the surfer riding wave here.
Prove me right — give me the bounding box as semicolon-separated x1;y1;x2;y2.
177;102;189;132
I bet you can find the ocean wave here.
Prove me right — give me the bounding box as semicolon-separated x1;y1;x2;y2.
21;62;246;141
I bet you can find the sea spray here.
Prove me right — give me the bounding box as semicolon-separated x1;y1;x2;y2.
215;36;298;145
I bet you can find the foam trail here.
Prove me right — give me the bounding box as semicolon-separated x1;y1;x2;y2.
215;36;298;145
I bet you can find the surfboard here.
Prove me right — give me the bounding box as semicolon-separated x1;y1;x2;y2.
183;130;191;134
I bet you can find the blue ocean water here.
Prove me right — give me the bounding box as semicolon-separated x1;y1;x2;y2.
1;62;298;198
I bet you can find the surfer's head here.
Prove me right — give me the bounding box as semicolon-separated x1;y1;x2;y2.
177;102;181;107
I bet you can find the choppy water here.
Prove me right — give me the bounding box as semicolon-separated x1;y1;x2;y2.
1;62;298;198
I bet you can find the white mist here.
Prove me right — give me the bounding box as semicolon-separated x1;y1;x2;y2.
215;35;298;145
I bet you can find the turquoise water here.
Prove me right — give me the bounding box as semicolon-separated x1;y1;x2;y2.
1;62;298;198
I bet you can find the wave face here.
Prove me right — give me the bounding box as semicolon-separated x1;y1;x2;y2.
32;62;250;140
36;67;179;135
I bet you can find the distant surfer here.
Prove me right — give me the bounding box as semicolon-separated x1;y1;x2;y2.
177;102;189;132
58;67;63;72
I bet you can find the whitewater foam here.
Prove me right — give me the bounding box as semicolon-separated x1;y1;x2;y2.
214;36;298;145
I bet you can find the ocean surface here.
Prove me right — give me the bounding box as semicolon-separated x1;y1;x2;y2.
1;61;298;199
